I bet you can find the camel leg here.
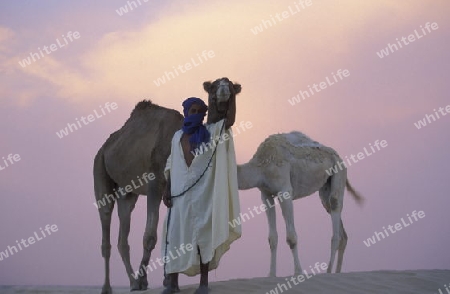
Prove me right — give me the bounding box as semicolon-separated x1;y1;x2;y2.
99;202;115;294
94;153;116;294
320;175;345;273
321;171;347;274
116;193;140;290
336;220;348;273
133;178;163;290
261;190;278;277
327;172;346;273
278;190;302;275
328;208;342;273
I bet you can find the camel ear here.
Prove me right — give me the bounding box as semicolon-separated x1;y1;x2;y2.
203;81;213;92
233;83;242;94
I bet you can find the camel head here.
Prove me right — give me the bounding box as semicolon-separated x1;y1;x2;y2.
203;77;241;115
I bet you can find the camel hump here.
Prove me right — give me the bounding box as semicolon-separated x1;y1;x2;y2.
260;131;324;149
283;131;323;148
130;99;154;116
250;131;338;166
135;99;153;108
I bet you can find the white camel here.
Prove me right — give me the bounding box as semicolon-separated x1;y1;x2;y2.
237;131;363;276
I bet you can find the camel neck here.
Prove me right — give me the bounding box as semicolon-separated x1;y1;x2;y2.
237;162;260;190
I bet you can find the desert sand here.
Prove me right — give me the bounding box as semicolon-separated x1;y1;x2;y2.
143;270;450;294
1;270;448;293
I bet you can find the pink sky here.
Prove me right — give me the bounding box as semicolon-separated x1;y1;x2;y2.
0;0;449;288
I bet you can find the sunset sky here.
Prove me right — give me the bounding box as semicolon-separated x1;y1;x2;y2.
1;0;449;289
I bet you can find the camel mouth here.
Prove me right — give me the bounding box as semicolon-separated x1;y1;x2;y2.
216;81;231;103
217;101;228;113
216;94;230;104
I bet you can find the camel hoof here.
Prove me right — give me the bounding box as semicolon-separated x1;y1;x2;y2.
161;286;180;294
130;280;140;291
268;272;276;278
163;275;170;287
194;285;209;294
101;285;113;294
139;276;149;290
130;277;148;291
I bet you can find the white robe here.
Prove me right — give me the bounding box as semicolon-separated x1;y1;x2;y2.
161;119;241;276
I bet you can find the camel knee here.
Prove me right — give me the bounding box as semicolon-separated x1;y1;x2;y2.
341;226;348;240
286;232;297;249
339;234;347;250
330;197;340;211
340;229;348;241
268;234;278;250
143;234;157;252
101;244;111;258
117;242;130;255
331;235;340;248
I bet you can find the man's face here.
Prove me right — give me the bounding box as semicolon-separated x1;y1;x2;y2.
187;103;206;117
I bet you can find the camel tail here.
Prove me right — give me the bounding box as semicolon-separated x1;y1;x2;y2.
346;179;364;206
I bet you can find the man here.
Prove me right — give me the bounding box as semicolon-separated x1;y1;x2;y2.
161;97;241;294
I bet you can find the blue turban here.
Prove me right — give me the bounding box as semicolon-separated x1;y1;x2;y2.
181;97;210;151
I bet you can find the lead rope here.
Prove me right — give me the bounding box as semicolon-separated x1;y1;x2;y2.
163;118;227;280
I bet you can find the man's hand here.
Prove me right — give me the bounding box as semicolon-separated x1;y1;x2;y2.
163;175;173;208
163;192;173;208
225;95;236;129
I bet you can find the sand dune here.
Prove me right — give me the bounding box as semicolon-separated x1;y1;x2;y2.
0;270;448;293
143;270;450;294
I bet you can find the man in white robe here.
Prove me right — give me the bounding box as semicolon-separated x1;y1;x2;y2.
161;97;241;294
